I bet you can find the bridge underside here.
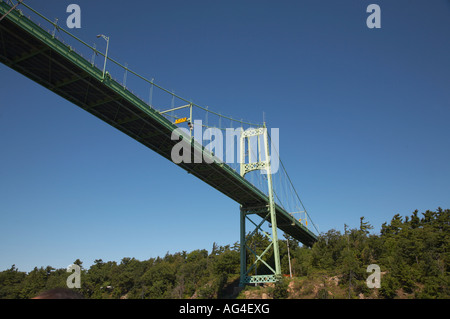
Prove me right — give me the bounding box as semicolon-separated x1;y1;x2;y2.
0;2;317;247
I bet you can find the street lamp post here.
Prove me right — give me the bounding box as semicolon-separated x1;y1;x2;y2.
96;34;109;80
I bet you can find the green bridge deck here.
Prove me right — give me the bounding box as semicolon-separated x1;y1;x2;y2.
0;1;317;247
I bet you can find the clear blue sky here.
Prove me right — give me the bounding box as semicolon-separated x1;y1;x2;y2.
1;0;449;272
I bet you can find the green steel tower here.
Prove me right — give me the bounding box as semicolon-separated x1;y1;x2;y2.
239;124;281;285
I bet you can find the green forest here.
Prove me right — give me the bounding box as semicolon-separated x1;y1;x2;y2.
0;208;448;299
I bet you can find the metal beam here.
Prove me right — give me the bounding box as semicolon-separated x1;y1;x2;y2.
159;104;191;114
8;46;49;66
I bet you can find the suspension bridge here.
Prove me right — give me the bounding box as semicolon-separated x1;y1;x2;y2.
0;0;318;285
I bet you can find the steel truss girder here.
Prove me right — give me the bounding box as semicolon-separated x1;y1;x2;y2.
242;274;278;284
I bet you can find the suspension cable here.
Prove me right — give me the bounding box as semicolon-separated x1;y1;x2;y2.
268;130;320;235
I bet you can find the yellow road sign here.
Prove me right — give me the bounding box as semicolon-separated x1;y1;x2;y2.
174;117;188;124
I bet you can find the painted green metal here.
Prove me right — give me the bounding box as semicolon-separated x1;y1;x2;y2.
240;205;280;285
239;126;282;285
0;0;318;284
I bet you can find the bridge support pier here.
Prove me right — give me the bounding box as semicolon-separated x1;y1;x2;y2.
239;205;282;286
239;124;281;287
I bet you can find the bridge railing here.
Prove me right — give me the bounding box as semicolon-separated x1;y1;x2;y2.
1;0;319;236
4;0;262;162
2;1;261;125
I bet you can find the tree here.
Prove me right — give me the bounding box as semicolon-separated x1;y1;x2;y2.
0;265;26;298
1;208;448;299
19;267;48;298
359;216;374;234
